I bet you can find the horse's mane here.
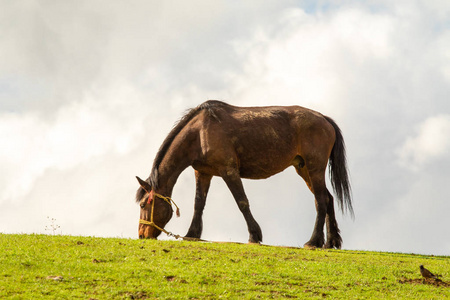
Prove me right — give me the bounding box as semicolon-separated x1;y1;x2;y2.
136;100;226;202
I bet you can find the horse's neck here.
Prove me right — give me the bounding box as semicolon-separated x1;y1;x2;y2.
157;141;192;196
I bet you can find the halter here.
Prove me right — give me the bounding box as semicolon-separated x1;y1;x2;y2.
139;189;180;226
139;193;175;234
138;189;205;241
149;190;181;217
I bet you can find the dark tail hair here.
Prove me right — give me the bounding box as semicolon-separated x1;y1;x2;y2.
324;116;354;218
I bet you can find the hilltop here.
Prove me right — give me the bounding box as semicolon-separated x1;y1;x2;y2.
1;234;448;299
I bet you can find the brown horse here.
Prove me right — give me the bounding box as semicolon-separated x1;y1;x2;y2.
136;100;352;249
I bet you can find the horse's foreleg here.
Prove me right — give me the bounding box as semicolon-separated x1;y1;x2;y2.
324;190;342;249
185;171;212;239
221;169;263;244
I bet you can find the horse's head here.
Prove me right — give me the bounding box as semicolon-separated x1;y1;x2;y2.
136;176;173;239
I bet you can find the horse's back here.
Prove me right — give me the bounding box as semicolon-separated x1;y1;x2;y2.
192;102;335;179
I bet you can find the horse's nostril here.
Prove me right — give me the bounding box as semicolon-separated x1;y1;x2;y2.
139;235;144;239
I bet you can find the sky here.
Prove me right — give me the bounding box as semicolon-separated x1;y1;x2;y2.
1;0;449;255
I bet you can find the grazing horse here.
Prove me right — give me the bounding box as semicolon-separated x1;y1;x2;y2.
136;100;353;249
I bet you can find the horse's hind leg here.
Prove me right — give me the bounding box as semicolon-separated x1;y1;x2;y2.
220;168;263;243
324;190;342;249
295;163;327;248
185;171;212;239
295;160;341;249
304;171;328;248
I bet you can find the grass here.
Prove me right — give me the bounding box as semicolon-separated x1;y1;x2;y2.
0;234;449;299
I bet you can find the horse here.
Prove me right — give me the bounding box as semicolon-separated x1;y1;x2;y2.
135;100;353;249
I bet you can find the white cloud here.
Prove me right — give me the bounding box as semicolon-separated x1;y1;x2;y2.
0;85;147;201
229;6;396;114
397;115;450;170
1;1;450;255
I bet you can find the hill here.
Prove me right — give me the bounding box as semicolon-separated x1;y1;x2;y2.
1;234;448;299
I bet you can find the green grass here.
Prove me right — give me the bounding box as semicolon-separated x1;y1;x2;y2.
1;234;449;299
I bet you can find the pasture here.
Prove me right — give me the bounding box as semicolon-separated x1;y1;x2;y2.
1;234;448;299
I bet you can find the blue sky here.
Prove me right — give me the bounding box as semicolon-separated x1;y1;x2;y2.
1;0;449;255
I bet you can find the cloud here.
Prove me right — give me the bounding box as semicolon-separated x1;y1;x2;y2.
0;85;147;201
1;1;450;255
397;115;450;170
228;6;396;112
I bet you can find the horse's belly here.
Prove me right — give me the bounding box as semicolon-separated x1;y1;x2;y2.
238;157;293;179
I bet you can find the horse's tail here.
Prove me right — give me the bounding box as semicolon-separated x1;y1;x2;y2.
324;116;354;217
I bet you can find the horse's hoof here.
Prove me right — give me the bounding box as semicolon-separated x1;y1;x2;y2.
248;238;261;245
248;242;261;245
324;241;342;249
303;244;317;250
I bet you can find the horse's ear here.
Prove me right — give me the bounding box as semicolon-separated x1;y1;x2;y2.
136;176;152;192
